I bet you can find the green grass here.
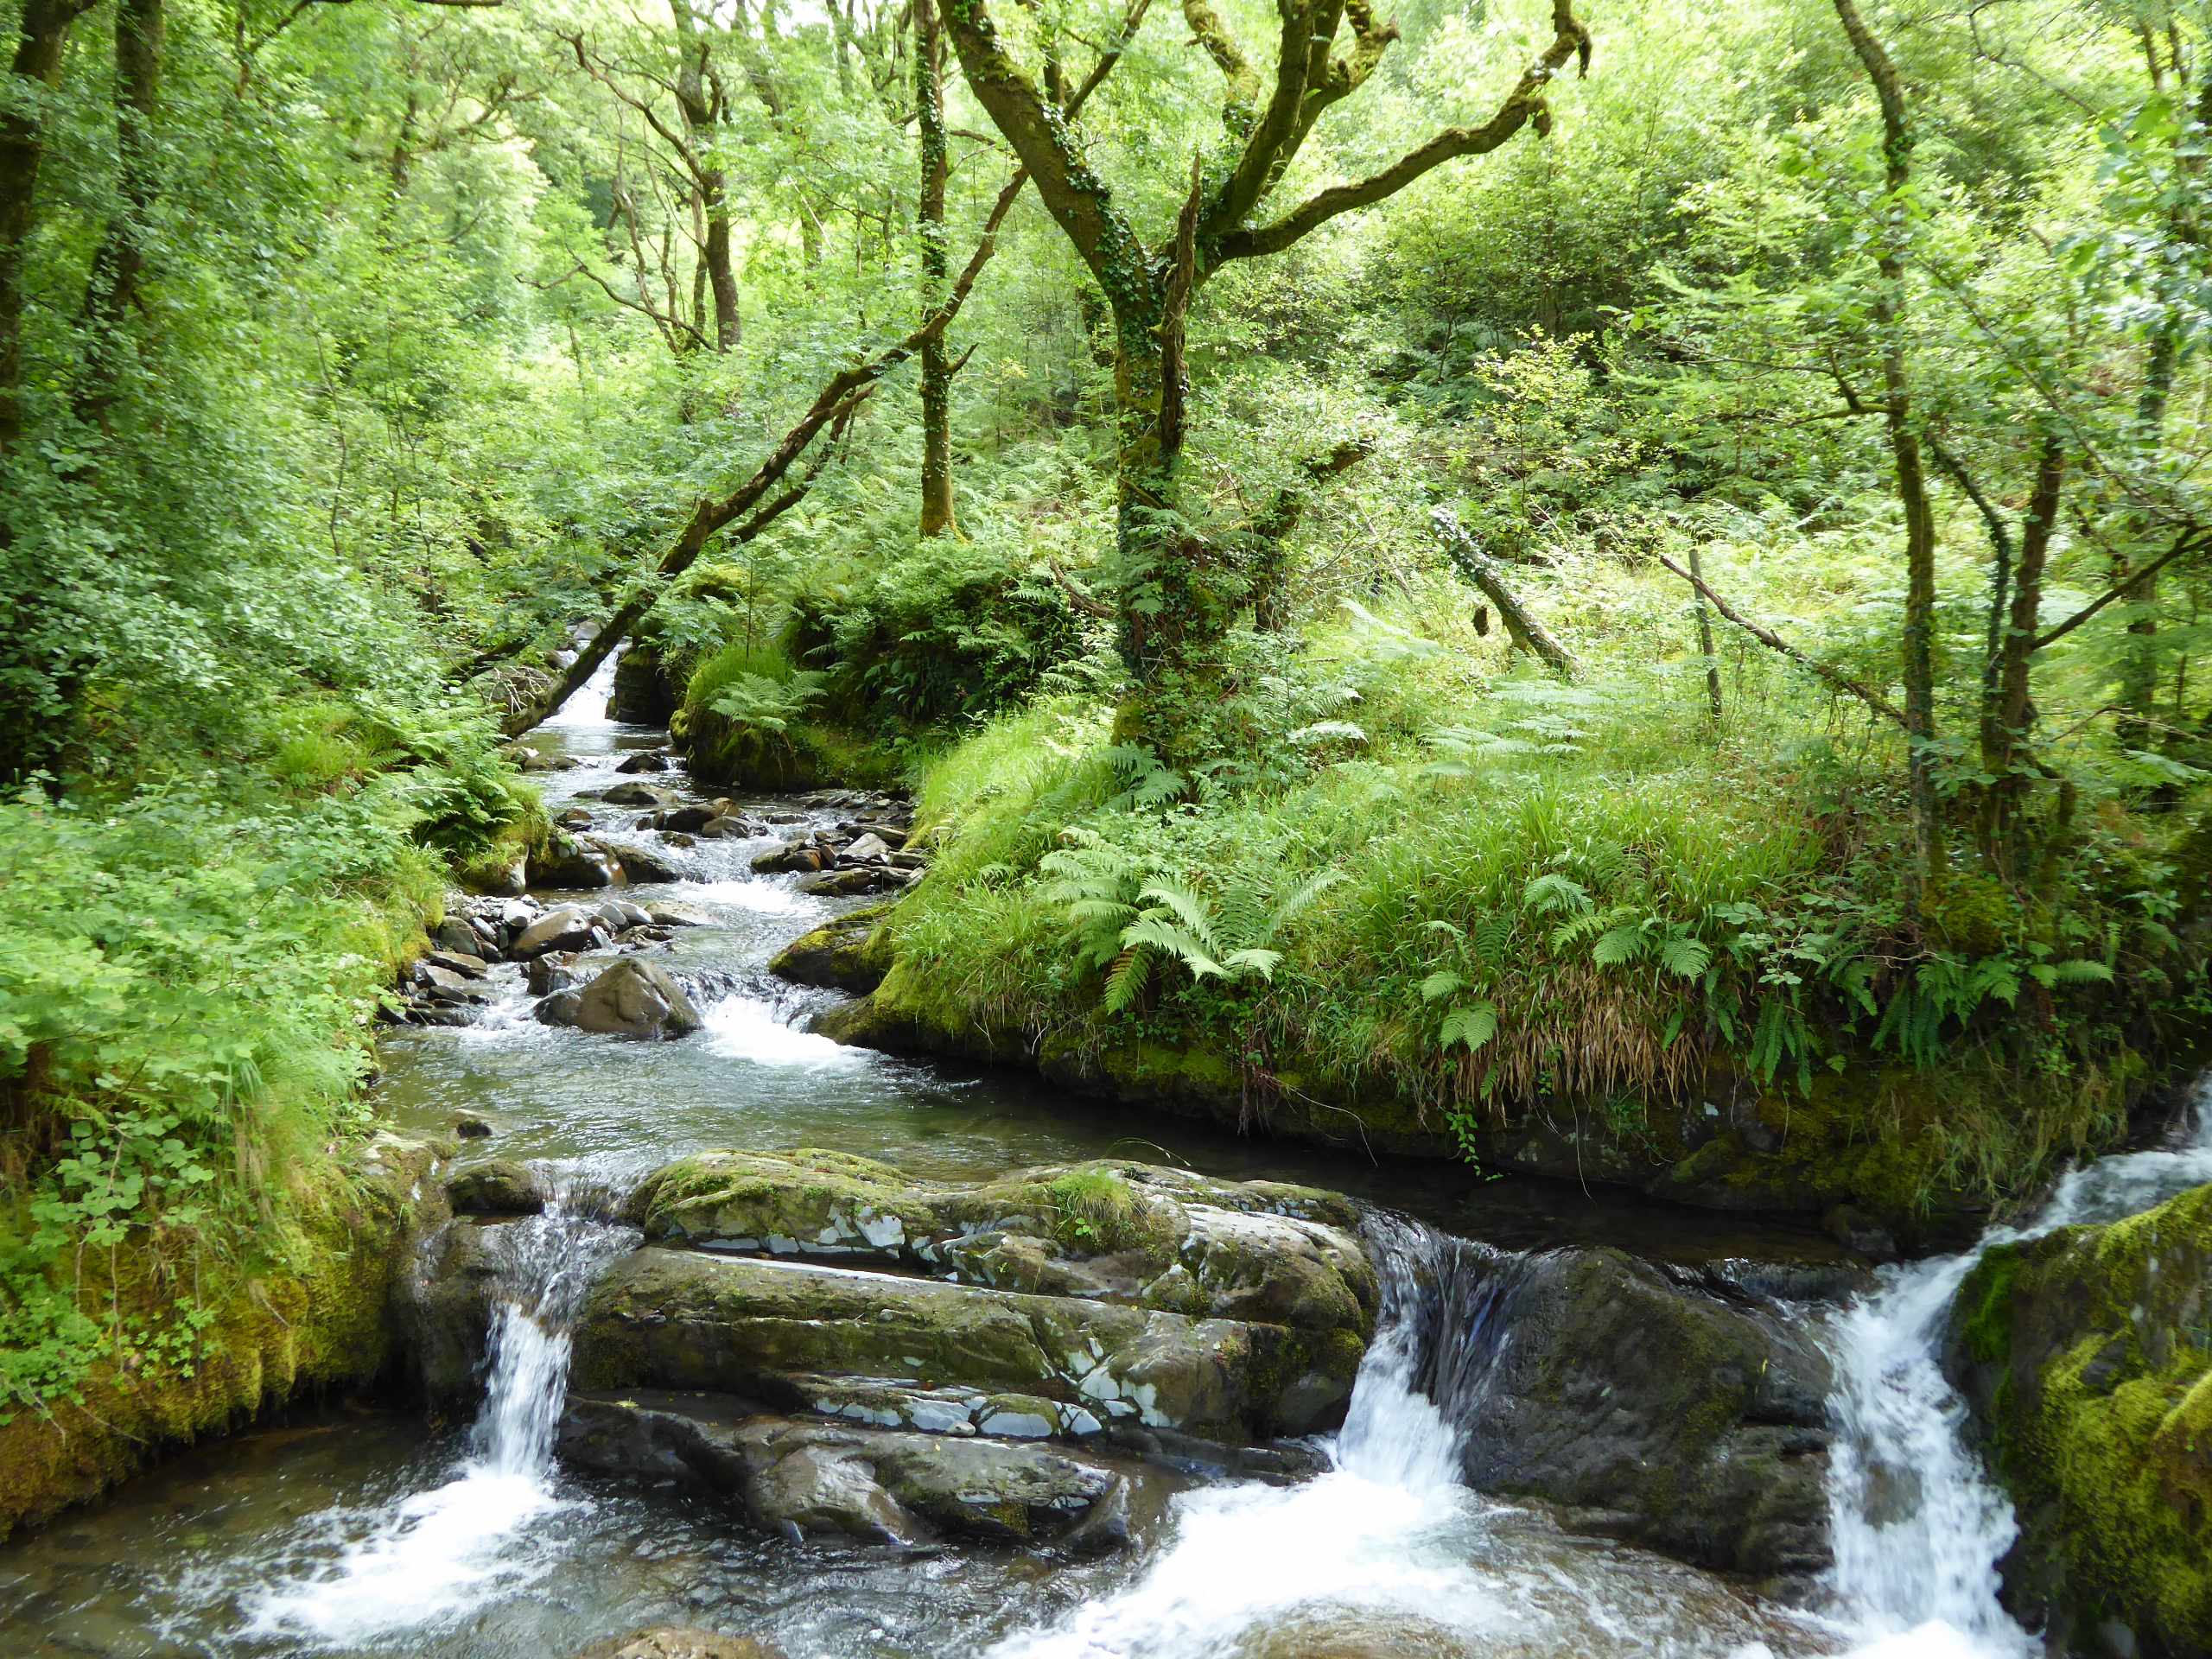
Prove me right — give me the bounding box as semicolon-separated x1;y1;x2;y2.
875;609;2195;1213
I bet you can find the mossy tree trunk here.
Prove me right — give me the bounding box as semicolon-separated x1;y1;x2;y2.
943;0;1590;755
916;0;956;538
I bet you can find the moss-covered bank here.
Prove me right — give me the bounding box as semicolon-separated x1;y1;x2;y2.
1942;1181;2212;1656
0;1135;446;1543
796;687;2206;1241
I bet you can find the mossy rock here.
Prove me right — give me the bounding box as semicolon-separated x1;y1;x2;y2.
766;905;895;994
1942;1181;2212;1655
620;1148;1375;1339
570;1246;1359;1441
0;1134;446;1542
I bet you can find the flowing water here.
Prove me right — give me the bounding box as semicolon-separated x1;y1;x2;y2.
6;672;2197;1657
1820;1086;2212;1658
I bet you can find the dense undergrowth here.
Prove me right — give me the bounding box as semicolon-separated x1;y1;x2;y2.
861;600;2205;1215
0;697;531;1416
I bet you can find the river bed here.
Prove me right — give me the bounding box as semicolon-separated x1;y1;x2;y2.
3;661;2201;1659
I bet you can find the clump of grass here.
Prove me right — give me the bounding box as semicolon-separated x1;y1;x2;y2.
1048;1168;1153;1255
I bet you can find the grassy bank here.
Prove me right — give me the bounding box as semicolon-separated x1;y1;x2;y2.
0;698;532;1462
836;603;2202;1226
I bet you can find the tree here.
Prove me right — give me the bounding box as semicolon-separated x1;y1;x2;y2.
941;0;1591;747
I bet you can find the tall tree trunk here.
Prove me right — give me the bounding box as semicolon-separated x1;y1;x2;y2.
78;0;162;421
1978;433;2064;876
671;0;738;352
915;0;955;537
0;0;86;458
1834;0;1942;901
702;186;740;351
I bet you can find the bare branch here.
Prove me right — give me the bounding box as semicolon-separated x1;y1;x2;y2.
1208;0;1588;264
1656;549;1905;725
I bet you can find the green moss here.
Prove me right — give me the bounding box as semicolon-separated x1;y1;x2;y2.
1948;1182;2212;1652
0;1136;440;1542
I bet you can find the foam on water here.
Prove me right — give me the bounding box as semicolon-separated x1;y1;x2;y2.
1823;1082;2212;1656
235;1193;632;1648
683;875;817;916
703;993;868;1068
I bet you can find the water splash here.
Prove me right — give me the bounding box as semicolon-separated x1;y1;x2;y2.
1823;1082;2212;1656
987;1216;1801;1659
703;993;868;1069
542;652;620;729
238;1188;632;1647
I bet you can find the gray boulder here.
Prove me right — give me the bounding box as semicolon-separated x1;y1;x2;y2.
512;906;600;958
445;1160;544;1216
1431;1241;1833;1585
530;833;618;888
544;958;703;1040
605;841;686;883
557;1392;1149;1548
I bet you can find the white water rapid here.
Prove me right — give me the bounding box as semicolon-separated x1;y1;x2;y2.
988;1218;1805;1659
235;1190;633;1649
1824;1084;2212;1658
542;650;621;729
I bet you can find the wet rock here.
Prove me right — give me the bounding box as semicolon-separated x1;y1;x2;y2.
1434;1243;1833;1584
570;1243;1359;1442
542;958;703;1040
841;832;893;864
595;781;677;808
454;1113;493;1139
696;815;758;840
423;948;488;979
654;805;720;834
795;866;904;897
1942;1181;2212;1655
768;907;891;994
556;807;594;830
591;897;653;931
751;842;827;874
570;1627;783;1659
433;918;482;957
624;1149;1374;1340
605;840;686;884
391;1218;512;1399
512;906;601;958
414;962;490;1005
526;955;584;996
530;832;619;889
558;1392;1147;1548
648;903;715;928
445;1160;545;1216
614;749;673;775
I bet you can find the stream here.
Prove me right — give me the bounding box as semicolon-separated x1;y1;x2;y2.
5;657;2207;1658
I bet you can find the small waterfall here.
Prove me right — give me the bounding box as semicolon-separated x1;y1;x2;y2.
470;1194;637;1475
988;1215;1792;1659
543;650;621;729
1823;1084;2212;1656
240;1185;633;1646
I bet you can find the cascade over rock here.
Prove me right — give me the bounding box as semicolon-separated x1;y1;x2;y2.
1942;1179;2212;1656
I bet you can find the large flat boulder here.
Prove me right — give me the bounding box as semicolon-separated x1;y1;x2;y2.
559;1392;1150;1548
569;1247;1360;1441
621;1150;1375;1340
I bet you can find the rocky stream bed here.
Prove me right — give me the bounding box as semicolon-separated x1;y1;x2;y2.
5;659;2209;1659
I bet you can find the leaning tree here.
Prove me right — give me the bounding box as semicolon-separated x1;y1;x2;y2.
941;0;1592;745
